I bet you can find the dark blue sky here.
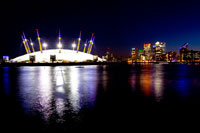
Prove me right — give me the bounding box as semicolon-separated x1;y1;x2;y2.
1;0;200;58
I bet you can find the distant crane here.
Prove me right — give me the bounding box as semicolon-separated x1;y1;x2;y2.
36;29;43;53
76;31;82;53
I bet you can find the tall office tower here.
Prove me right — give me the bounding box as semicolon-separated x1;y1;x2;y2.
131;48;138;62
138;49;144;61
153;41;166;61
144;43;151;60
179;43;189;63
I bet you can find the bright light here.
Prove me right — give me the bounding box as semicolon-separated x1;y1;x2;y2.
84;44;87;46
78;38;81;41
30;42;33;46
155;41;160;45
43;43;48;48
57;43;62;48
72;43;76;48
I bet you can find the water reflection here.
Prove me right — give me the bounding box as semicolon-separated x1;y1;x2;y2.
17;66;99;122
129;64;164;101
50;67;66;122
2;64;200;130
176;65;190;98
140;65;153;97
69;66;80;112
18;67;53;120
153;64;164;102
102;65;108;89
3;67;10;95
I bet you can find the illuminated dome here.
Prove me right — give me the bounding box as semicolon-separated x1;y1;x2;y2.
12;49;102;63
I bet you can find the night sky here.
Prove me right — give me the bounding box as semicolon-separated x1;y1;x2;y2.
1;0;200;58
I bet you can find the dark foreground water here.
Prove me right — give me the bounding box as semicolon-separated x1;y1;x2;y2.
1;64;200;131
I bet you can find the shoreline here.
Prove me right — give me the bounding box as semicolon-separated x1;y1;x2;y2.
0;62;126;67
1;62;200;67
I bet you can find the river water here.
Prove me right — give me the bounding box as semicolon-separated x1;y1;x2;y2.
1;64;200;131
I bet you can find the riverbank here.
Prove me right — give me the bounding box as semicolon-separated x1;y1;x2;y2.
0;62;127;67
1;61;200;67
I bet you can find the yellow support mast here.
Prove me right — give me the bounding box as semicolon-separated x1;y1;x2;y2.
30;38;35;52
58;29;62;53
23;32;31;53
76;31;82;53
88;36;95;54
26;39;31;53
36;29;43;53
87;33;94;54
83;40;88;53
21;35;29;54
87;40;92;54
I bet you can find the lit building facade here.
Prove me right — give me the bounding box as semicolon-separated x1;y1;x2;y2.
167;51;177;62
153;42;166;61
179;43;200;62
144;43;152;61
131;48;138;62
179;43;189;63
138;49;145;61
105;51;114;62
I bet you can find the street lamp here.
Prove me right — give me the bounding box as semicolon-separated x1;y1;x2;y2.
43;43;48;50
72;43;76;51
155;41;160;45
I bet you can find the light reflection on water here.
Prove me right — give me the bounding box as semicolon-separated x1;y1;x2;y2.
1;64;200;124
3;67;10;95
153;64;164;102
17;66;99;122
140;65;153;97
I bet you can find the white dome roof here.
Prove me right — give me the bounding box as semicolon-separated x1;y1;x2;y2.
12;49;102;63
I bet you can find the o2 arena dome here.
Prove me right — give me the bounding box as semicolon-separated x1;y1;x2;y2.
12;49;102;63
11;30;102;63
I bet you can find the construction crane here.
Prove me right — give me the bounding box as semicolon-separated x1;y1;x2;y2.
87;33;94;54
21;35;29;54
22;32;31;53
36;29;43;53
76;31;82;53
83;40;88;53
30;38;35;52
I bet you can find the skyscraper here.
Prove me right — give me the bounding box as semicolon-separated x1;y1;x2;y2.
179;43;189;63
131;48;138;62
144;43;151;61
138;49;144;61
153;41;166;61
179;43;200;63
